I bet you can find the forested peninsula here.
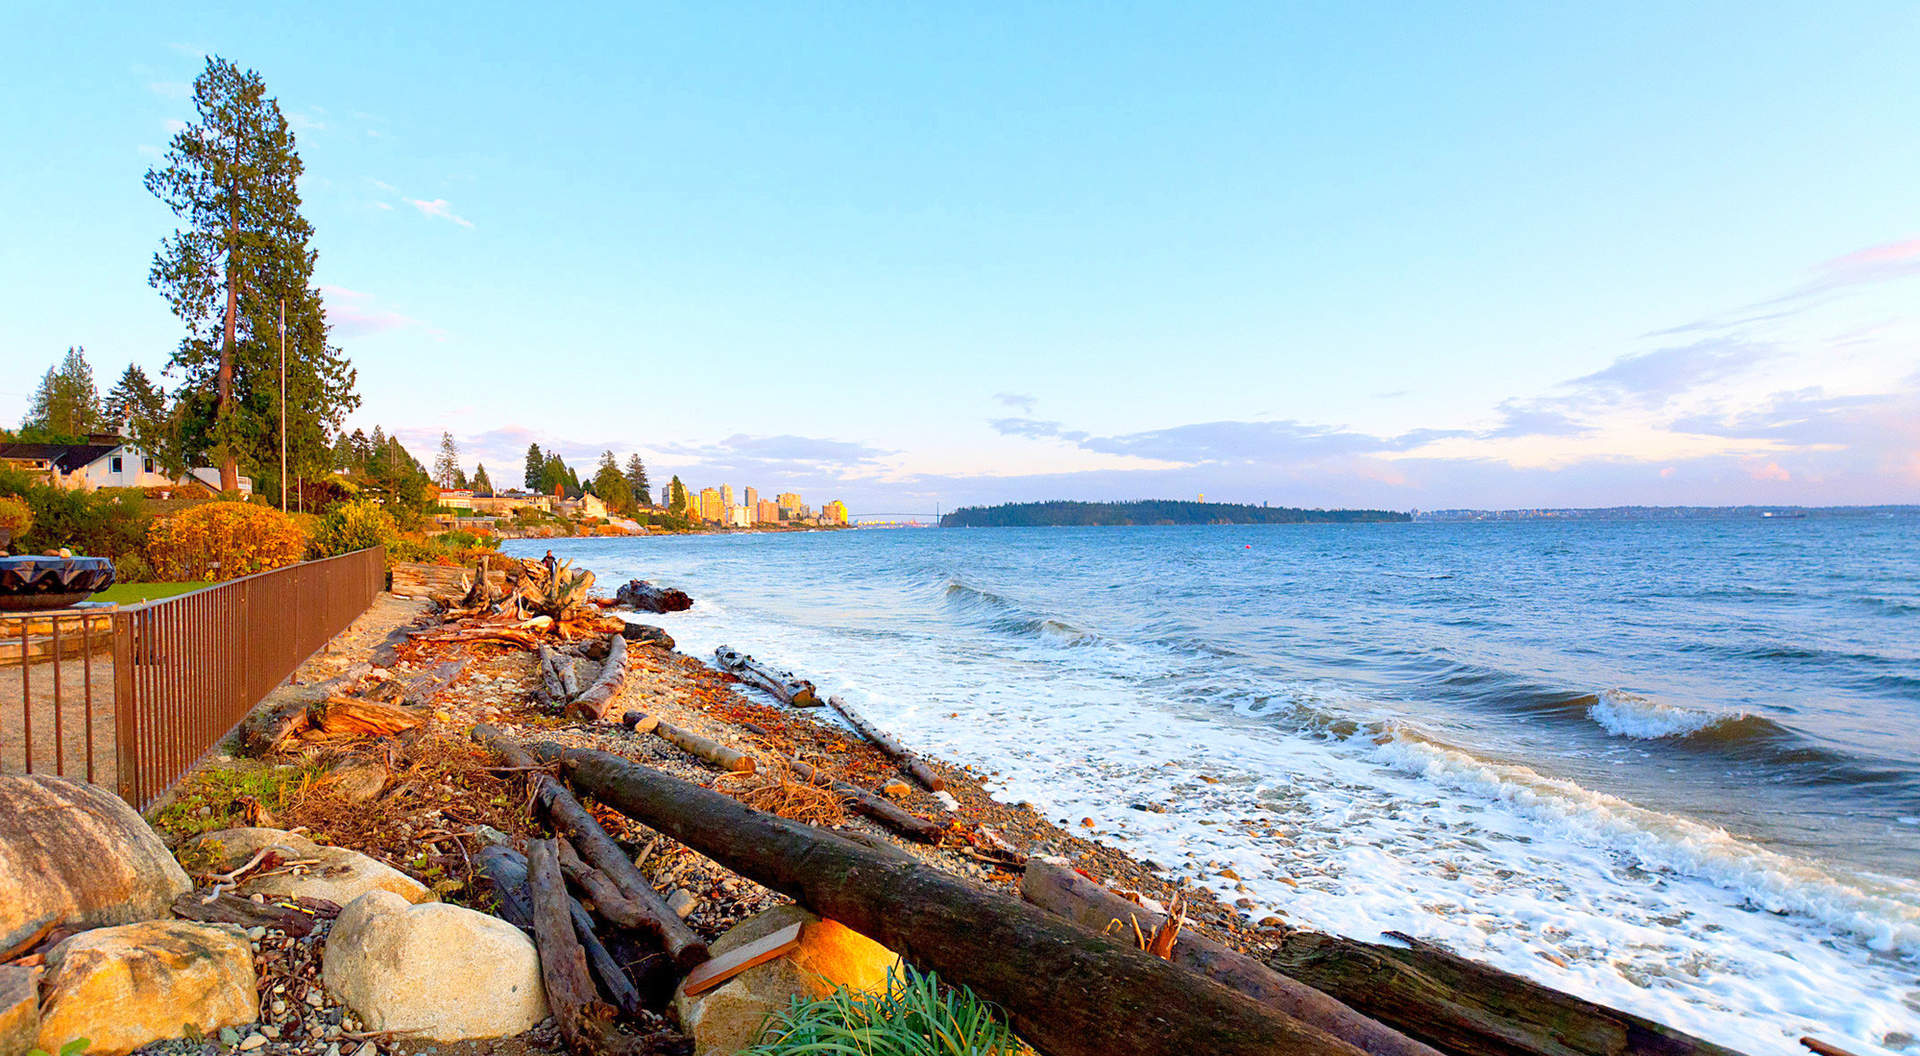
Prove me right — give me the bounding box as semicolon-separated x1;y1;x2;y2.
938;500;1411;527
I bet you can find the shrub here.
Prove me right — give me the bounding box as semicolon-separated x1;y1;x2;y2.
745;966;1022;1056
310;499;397;557
0;494;31;547
148;502;309;581
113;551;156;583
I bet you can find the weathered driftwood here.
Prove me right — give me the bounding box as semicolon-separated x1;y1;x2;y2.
170;890;341;938
714;645;820;707
827;695;943;791
536;740;1366;1056
557;839;658;933
1020;861;1441;1056
528;839;670;1056
648;716;754;773
614;579;692;613
473;725;709;970
366;659;469;707
784;755;947;842
1264;928;1749;1056
568;634;629;722
298;695;425;742
538;644;581;707
242;662;372;754
477;844;642;1018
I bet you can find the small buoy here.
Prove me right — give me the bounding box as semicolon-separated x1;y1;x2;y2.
1244;544;1252;549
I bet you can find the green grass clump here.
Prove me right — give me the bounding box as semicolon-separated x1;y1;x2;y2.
90;581;201;604
745;966;1023;1056
152;760;325;840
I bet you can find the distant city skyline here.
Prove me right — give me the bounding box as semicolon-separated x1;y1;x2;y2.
4;4;1917;511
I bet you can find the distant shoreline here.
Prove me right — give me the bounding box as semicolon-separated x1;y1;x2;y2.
939;499;1409;528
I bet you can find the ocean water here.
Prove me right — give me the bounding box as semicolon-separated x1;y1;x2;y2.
508;517;1920;1055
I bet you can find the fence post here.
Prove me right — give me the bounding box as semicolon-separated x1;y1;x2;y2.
112;610;136;805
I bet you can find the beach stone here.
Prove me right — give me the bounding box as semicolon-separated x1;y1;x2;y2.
180;828;432;905
0;776;192;954
322;890;546;1040
673;905;900;1056
619;623;675;649
1;965;40;1056
36;920;256;1055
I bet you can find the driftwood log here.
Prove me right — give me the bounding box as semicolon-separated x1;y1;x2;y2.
475;845;642;1017
538;645;581;708
527;839;687;1056
784;755;947;842
619;623;674;650
615;580;692;613
473;725;709;970
827;695;943;791
1263;928;1748;1056
714;646;821;707
568;634;629;721
643;715;754;773
170;891;341;938
1020;861;1440;1056
532;739;1367;1056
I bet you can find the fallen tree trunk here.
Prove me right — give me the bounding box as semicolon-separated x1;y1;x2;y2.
170;891;341;938
535;740;1367;1056
827;695;943;791
557;839;661;935
528;839;667;1056
1020;861;1440;1056
473;725;709;970
784;755;947;842
242;663;373;755
475;845;642;1018
1262;928;1748;1056
714;646;820;707
568;634;629;722
298;695;425;742
648;716;754;773
615;579;692;613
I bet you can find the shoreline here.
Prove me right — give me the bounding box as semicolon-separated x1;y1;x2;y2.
145;557;1754;1056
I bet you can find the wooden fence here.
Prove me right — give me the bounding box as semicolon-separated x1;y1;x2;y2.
1;547;386;810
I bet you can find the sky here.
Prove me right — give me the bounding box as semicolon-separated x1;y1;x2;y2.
3;2;1918;514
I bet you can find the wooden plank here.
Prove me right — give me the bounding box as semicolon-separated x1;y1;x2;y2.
679;922;803;997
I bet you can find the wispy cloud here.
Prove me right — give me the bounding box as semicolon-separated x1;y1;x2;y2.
405;198;474;228
321;285;444;341
994;392;1037;413
1650;235;1920;336
1564;337;1776;404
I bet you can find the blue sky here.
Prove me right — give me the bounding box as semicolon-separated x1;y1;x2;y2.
4;2;1918;513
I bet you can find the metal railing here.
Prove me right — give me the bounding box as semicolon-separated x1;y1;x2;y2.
2;546;385;810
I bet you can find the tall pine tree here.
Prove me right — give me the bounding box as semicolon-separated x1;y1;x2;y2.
623;453;650;506
593;451;631;513
471;463;493;497
433;431;460;489
146;56;357;493
103;364;183;474
21;347;102;442
523;443;544;491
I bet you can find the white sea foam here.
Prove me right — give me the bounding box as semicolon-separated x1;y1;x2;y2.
530;540;1920;1056
1588;689;1736;739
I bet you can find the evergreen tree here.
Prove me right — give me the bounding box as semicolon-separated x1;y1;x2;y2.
432;431;460;489
348;427;371;468
21;347;103;441
146;55;358;493
623;453;650;506
102;363;184;474
593;451;632;513
471;463;493;497
331;432;354;470
523;443;544;491
669;476;689;512
453;465;469;490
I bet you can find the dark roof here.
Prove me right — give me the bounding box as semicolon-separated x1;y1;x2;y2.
0;442;125;473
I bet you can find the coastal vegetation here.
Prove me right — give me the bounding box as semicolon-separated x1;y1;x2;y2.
939;499;1411;527
746;967;1022;1056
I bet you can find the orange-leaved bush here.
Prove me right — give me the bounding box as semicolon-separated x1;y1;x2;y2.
147;501;309;581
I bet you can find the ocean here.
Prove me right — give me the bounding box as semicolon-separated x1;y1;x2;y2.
506;516;1920;1055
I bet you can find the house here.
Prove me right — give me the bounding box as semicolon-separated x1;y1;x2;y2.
0;435;250;495
469;493;552;516
555;493;609;520
436;488;475;510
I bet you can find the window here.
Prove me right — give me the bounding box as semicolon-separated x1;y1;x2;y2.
144;457;154;473
110;456;123;473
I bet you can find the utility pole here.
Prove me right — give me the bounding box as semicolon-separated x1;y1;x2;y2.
278;298;287;511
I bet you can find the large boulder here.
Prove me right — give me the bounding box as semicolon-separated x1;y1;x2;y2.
322;890;547;1040
1;965;38;1056
178;827;431;905
0;776;190;955
673;905;900;1056
35;921;256;1056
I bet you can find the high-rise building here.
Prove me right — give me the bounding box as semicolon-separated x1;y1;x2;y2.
823;500;850;525
744;486;758;512
776;492;802;519
699;487;724;524
720;484;735;510
755;499;779;524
